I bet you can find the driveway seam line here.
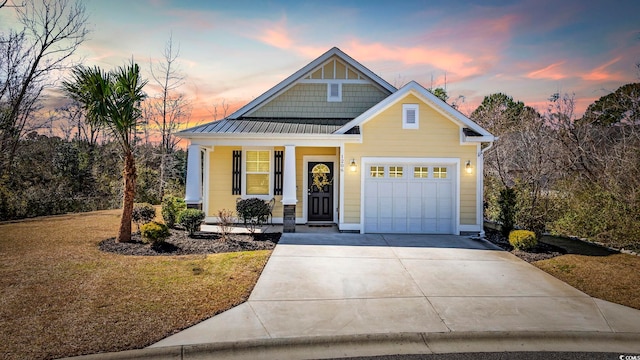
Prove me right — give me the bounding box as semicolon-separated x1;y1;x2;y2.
591;298;616;332
247;301;273;338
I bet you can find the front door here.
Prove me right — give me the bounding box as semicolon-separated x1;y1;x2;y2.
308;162;334;222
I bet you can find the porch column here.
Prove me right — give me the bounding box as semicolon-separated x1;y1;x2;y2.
282;145;297;232
185;143;202;209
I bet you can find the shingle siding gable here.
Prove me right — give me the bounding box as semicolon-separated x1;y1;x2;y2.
246;83;389;119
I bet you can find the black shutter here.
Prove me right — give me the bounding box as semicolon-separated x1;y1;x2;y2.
274;150;283;195
232;150;241;195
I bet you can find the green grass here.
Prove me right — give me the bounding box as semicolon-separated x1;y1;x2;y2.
0;210;271;360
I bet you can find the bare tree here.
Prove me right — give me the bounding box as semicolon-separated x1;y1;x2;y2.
0;0;88;177
147;33;191;198
210;99;229;121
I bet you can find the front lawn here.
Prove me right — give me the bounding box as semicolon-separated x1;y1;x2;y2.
534;253;640;310
0;210;271;360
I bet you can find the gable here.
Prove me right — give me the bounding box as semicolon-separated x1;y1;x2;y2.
336;81;494;143
361;93;462;151
229;48;396;120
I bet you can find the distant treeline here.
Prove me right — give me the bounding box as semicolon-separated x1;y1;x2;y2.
0;133;185;220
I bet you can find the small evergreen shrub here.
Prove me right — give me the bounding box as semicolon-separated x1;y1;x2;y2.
509;230;537;251
161;195;186;228
178;208;206;236
140;221;170;246
498;187;517;237
236;198;270;234
132;203;156;232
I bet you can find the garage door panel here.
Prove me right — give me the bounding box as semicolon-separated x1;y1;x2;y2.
364;163;456;234
408;218;422;232
424;203;437;218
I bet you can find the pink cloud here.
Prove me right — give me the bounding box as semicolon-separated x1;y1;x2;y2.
581;56;624;81
254;20;294;49
344;40;486;79
526;61;567;80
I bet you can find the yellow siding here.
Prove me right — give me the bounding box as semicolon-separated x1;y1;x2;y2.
343;93;478;225
207;146;337;220
207;147;238;217
335;61;346;79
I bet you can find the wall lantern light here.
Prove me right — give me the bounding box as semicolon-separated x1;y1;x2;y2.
349;159;358;172
465;160;473;174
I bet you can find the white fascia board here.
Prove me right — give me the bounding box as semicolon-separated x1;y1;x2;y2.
463;135;496;143
336;81;494;141
228;47;397;119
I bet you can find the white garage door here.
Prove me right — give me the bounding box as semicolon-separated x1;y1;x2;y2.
364;163;456;234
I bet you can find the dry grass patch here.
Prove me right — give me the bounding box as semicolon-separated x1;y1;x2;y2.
0;210;271;360
534;253;640;310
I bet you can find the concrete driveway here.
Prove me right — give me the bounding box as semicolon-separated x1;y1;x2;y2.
151;233;640;350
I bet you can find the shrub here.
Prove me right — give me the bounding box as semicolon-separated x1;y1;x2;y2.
140;221;170;246
161;195;186;228
236;198;270;234
178;208;206;236
498;187;517;238
132;203;156;232
509;230;537;251
217;209;236;241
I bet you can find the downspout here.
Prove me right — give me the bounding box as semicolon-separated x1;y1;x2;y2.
478;139;496;237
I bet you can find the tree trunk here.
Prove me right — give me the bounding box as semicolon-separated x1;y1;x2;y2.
117;150;136;243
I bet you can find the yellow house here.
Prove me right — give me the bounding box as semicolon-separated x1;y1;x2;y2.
178;47;494;235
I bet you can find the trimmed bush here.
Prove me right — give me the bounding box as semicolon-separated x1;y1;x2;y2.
178;208;206;236
236;198;270;234
161;195;186;228
140;221;170;246
509;230;537;251
132;203;156;232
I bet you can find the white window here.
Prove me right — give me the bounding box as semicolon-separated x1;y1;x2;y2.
403;104;419;129
245;150;271;196
327;83;342;102
389;166;403;178
414;166;429;178
370;166;384;178
433;167;448;179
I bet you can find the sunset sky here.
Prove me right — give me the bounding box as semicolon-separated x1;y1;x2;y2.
2;0;640;126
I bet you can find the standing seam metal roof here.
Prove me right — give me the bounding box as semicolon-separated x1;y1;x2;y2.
180;118;359;135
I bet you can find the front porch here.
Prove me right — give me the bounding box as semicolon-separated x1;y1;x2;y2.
201;223;340;234
185;142;353;233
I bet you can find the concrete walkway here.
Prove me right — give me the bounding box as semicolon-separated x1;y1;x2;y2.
135;233;640;358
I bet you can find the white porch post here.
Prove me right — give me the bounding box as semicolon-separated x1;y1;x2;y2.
282;145;297;232
185;143;202;209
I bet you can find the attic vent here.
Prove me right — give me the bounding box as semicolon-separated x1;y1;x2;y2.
406;109;416;124
327;83;342;102
402;104;419;129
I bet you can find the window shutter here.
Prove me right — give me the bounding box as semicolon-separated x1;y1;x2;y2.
273;150;283;195
232;150;241;195
406;109;416;124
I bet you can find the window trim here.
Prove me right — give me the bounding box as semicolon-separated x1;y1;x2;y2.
242;148;273;199
327;82;342;102
402;104;419;129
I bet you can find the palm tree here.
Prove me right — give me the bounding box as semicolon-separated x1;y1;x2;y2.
63;62;147;242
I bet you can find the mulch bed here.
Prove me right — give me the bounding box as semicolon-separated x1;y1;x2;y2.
99;229;281;256
484;228;565;263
